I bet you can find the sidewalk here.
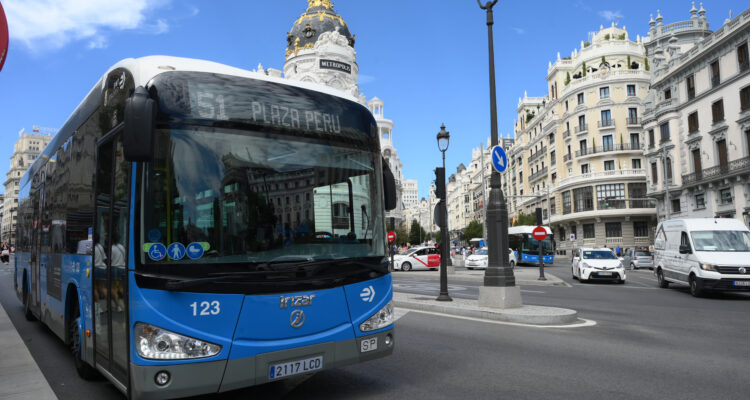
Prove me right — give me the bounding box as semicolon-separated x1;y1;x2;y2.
0;297;57;400
395;265;569;287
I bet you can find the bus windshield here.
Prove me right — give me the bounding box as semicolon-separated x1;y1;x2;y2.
139;126;386;267
522;235;554;255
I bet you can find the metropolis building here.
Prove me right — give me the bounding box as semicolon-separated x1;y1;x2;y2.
507;23;657;253
278;0;409;227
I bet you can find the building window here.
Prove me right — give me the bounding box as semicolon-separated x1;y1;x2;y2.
565;100;569;111
627;84;636;97
633;221;649;237
583;224;595;239
627;108;638;125
629;182;648;208
562;191;571;214
604;160;615;171
688;111;699;133
603;135;613;151
738;42;749;72
577;93;584;105
664;88;671;100
596;183;625;209
740;85;750;111
712;99;725;123
710;60;721;88
686;75;695;100
632;159;641;169
671;199;681;213
648;129;655;148
695;193;706;209
630;133;640;149
573;186;594;212
659;122;670;143
665;157;673;181
581;164;589;174
599;87;610;99
605;222;622;238
550;197;556;214
578;115;586;130
719;188;733;205
651;162;658;184
559;226;566;241
601;110;612;127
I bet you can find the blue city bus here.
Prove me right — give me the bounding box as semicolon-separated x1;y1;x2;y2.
507;226;555;265
14;56;397;399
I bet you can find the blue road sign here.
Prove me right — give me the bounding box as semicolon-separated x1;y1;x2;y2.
167;242;186;260
148;243;167;261
186;242;205;260
491;145;508;173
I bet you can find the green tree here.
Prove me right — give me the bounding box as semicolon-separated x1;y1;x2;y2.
433;231;441;244
644;57;650;71
394;226;409;246
408;220;426;245
565;71;571;85
463;220;484;243
512;212;538;226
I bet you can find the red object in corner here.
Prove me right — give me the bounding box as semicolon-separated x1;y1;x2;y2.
0;2;8;72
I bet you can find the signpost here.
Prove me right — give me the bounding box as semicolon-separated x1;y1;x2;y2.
387;231;396;243
533;209;547;281
0;2;8;72
531;226;547;241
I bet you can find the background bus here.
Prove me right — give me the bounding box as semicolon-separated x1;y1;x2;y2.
14;56;397;399
508;226;555;265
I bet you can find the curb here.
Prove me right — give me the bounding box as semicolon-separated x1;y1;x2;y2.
393;292;579;326
393;270;570;287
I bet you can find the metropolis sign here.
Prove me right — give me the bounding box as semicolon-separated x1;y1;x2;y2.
0;2;8;72
319;59;351;74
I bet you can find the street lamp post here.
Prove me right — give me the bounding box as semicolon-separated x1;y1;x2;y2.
436;124;452;301
477;0;522;308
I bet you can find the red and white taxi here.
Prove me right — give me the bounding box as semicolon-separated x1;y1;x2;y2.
393;246;441;271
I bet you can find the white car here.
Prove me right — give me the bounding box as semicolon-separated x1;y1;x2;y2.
571;247;626;283
393;246;440;271
464;248;517;270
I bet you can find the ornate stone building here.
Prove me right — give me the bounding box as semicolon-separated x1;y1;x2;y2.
643;5;750;225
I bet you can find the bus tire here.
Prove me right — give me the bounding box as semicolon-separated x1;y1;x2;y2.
23;275;36;321
69;300;97;380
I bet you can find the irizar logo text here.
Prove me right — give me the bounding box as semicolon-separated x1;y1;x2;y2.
280;295;316;309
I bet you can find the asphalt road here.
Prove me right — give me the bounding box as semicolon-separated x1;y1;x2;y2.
3;258;750;399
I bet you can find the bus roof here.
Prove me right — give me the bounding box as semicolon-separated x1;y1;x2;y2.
20;55;363;190
508;225;553;235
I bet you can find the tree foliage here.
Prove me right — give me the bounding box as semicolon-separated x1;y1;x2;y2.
394;226;409;246
511;212;538;226
408;220;427;245
463;220;484;243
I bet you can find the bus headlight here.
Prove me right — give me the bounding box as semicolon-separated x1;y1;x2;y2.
134;322;221;360
360;301;394;332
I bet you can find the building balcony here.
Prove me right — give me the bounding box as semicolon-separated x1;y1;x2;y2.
681;156;750;186
563;130;571;140
626;117;641;126
574;124;588;135
529;147;547;162
574;143;641;158
597;119;615;130
563;153;572;163
557;168;646;190
529;167;548;183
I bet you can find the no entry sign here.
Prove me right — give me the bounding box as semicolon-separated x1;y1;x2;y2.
532;226;547;241
387;231;396;243
0;2;8;72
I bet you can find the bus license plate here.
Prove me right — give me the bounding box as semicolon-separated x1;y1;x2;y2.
734;281;750;286
269;356;323;380
361;337;378;353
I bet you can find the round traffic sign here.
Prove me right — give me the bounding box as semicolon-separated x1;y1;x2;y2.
387;231;396;243
532;226;547;241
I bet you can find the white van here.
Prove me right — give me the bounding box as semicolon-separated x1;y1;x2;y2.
653;218;750;297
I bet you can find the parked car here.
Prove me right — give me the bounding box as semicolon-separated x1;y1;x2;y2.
464;248;517;270
653;218;750;297
393;246;440;271
622;248;654;270
571;247;626;283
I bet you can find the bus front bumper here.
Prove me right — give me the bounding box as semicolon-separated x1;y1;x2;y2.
129;329;394;399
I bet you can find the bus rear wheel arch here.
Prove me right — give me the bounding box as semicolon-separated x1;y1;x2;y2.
23;273;35;321
67;287;98;380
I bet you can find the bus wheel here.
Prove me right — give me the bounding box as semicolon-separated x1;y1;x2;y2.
69;302;97;380
23;277;36;321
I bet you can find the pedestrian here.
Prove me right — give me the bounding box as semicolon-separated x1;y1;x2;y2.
1;242;8;264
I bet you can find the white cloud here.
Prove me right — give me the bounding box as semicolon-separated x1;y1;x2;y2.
598;10;624;21
512;27;525;35
3;0;171;51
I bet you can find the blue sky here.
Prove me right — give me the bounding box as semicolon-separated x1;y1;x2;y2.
0;0;746;199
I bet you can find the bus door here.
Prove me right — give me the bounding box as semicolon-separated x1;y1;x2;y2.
29;173;44;316
93;130;131;387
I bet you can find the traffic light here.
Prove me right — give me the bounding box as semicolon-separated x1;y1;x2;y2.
435;167;446;200
604;197;610;207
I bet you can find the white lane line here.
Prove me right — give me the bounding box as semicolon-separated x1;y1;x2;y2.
403;309;598;329
393;308;410;322
520;289;545;293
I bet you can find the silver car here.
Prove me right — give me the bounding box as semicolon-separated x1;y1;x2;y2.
622;248;653;270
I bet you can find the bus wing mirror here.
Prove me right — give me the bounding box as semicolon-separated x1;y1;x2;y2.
382;158;397;211
124;86;156;162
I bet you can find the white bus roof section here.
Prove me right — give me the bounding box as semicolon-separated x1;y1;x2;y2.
508;226;552;235
659;218;749;232
107;55;360;103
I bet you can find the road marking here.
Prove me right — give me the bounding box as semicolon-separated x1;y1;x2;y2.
520;289;545;293
405;309;597;329
393;308;410;322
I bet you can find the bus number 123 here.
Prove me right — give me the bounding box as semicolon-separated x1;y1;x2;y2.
190;301;220;316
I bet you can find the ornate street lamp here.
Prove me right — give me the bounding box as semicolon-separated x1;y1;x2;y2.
436;124;452;301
